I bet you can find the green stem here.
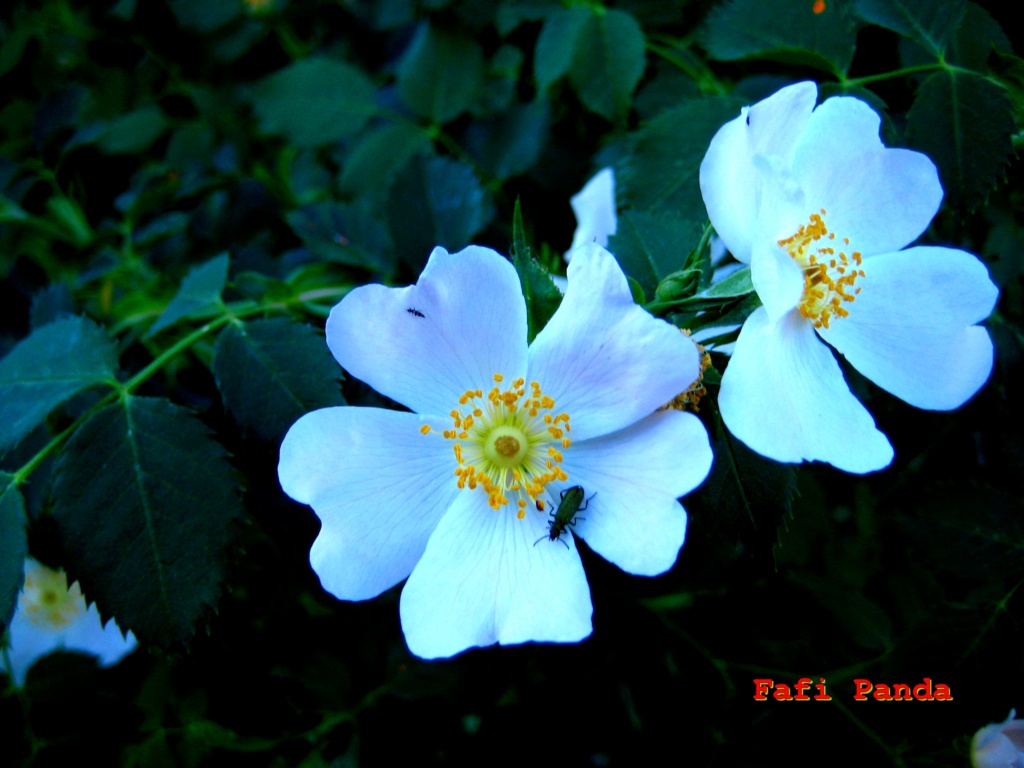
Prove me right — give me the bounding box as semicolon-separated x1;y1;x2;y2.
10;285;350;488
645;39;727;95
842;62;956;88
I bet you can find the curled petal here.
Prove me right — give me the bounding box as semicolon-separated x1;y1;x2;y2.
327;246;528;416
719;307;893;473
564;410;712;576
819;247;997;410
528;243;700;441
567;168;617;257
400;492;593;659
279;407;457;600
700;82;818;263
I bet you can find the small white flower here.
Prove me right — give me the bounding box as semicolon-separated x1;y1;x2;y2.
278;243;712;658
972;710;1024;768
2;558;137;686
567;168;617;258
699;81;998;472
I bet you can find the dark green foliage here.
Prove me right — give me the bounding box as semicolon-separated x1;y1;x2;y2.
213;318;346;442
51;396;242;648
397;24;486;124
464;99;550;180
906;71;1016;212
617;97;746;219
0;317;118;452
338;123;431;201
387;155;493;269
852;0;966;56
0;473;27;632
250;58;377;147
609;211;705;297
700;0;857;75
692;416;798;551
287;202;395;272
94;105;169;156
535;7;647;122
147;254;229;337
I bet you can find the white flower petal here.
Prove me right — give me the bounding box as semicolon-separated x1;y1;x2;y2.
819;246;997;410
327;246;528;416
720;307;893;473
700;82;818;263
561;410;712;576
751;239;805;321
279;407;457;600
794;135;942;257
528;243;700;441
399;492;592;659
567;167;617;258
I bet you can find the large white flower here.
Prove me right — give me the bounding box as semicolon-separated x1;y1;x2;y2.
699;81;998;473
278;243;712;659
2;558;137;686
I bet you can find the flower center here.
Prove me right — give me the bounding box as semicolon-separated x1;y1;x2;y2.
421;373;572;517
778;209;865;330
20;563;84;630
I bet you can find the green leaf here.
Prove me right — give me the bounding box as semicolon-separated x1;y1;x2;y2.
396;24;485;124
947;4;1013;70
287;202;394;272
0;317;118;453
0;473;28;633
147;254;229;337
618;96;745;218
905;70;1015;212
851;0;965;57
511;253;562;346
684;292;762;333
96;105;168;155
535;7;645;121
701;0;856;75
609;211;705;297
168;0;240;31
534;6;591;92
464;98;550;180
387;155;493;271
213;319;346;443
51;396;242;648
338;122;431;201
688;420;798;556
250;57;377;147
568;9;646;122
695;266;754;300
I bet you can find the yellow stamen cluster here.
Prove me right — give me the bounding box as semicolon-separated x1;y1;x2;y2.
423;373;572;515
778;209;865;329
662;329;713;413
20;563;83;630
